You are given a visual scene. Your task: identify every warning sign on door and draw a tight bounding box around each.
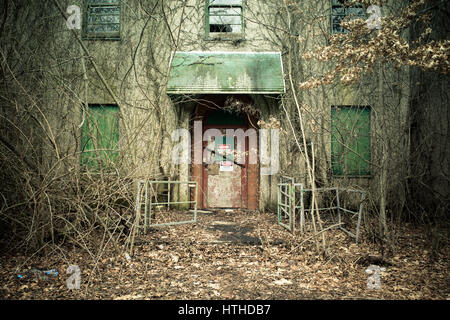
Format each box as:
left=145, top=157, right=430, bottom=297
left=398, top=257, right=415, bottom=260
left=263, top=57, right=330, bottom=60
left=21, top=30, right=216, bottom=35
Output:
left=220, top=160, right=233, bottom=172
left=217, top=144, right=231, bottom=155
left=216, top=142, right=234, bottom=171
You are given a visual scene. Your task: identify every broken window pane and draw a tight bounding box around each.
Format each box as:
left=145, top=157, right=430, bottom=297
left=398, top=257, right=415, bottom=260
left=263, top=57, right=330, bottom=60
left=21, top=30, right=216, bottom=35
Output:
left=209, top=7, right=242, bottom=33
left=210, top=7, right=242, bottom=17
left=207, top=0, right=243, bottom=36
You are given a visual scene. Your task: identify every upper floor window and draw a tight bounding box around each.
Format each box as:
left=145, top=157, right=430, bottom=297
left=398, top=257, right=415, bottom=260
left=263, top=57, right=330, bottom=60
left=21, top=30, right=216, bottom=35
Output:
left=205, top=0, right=244, bottom=40
left=83, top=0, right=121, bottom=40
left=331, top=0, right=365, bottom=34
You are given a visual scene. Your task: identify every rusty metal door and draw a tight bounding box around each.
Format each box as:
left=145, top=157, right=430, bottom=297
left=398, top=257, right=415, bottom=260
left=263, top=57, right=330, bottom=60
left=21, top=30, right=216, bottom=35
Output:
left=206, top=134, right=242, bottom=208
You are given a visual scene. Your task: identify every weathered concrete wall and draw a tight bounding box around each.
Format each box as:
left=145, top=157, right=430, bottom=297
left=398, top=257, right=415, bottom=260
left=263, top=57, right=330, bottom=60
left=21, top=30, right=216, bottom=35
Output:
left=0, top=0, right=425, bottom=213
left=264, top=1, right=413, bottom=211
left=409, top=0, right=450, bottom=215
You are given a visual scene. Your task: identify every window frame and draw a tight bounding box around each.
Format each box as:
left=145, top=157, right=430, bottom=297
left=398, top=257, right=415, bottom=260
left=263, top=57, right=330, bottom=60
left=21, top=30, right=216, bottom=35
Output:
left=330, top=0, right=366, bottom=34
left=205, top=0, right=245, bottom=41
left=81, top=104, right=120, bottom=171
left=82, top=0, right=121, bottom=41
left=330, top=105, right=372, bottom=177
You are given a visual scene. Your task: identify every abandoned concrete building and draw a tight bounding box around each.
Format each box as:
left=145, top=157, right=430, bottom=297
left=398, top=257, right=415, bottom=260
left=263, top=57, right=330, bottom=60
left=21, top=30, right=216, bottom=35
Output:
left=0, top=0, right=448, bottom=222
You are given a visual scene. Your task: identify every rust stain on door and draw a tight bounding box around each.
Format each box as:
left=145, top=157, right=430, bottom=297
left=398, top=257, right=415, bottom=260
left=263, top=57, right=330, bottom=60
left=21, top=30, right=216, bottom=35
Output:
left=208, top=164, right=242, bottom=208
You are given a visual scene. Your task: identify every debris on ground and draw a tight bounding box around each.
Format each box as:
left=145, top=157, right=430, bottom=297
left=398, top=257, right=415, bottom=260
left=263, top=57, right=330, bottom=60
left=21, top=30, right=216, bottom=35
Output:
left=0, top=210, right=448, bottom=300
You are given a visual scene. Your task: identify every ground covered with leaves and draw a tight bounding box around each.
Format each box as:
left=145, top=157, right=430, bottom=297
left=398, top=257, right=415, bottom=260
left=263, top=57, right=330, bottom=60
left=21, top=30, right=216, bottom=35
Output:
left=0, top=210, right=448, bottom=300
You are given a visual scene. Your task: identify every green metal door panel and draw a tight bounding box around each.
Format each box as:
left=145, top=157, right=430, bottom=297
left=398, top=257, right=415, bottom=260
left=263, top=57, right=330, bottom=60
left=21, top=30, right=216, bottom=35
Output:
left=331, top=106, right=370, bottom=176
left=81, top=105, right=119, bottom=170
left=167, top=52, right=285, bottom=94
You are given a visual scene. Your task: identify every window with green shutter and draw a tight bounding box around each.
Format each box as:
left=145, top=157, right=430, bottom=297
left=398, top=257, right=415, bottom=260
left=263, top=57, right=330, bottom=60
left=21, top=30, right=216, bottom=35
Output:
left=81, top=105, right=119, bottom=170
left=83, top=0, right=121, bottom=40
left=205, top=0, right=244, bottom=40
left=331, top=106, right=371, bottom=176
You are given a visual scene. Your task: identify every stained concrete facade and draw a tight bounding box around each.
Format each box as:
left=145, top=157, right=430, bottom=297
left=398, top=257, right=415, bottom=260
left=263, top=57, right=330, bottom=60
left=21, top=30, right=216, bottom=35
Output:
left=1, top=0, right=446, bottom=213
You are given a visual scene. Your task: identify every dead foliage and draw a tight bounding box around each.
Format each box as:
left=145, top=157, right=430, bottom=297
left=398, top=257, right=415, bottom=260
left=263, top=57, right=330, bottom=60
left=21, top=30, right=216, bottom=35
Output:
left=0, top=210, right=447, bottom=300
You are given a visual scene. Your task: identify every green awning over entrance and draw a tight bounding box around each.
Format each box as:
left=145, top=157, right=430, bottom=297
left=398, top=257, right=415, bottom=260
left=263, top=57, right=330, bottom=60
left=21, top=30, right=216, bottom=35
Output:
left=167, top=51, right=285, bottom=94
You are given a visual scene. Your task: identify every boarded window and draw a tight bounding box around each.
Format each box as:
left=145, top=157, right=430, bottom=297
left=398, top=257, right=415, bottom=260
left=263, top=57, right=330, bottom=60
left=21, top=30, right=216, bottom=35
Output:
left=83, top=0, right=121, bottom=40
left=331, top=106, right=371, bottom=176
left=331, top=0, right=365, bottom=34
left=206, top=0, right=244, bottom=40
left=81, top=105, right=119, bottom=170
